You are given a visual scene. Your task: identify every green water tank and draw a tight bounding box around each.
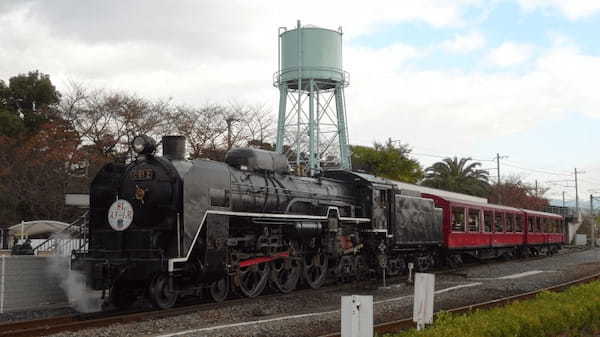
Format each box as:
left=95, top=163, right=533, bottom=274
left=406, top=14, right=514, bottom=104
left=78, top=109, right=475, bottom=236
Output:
left=278, top=25, right=346, bottom=90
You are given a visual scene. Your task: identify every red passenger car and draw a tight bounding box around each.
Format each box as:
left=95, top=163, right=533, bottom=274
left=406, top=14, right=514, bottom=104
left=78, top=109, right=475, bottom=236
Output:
left=422, top=193, right=565, bottom=260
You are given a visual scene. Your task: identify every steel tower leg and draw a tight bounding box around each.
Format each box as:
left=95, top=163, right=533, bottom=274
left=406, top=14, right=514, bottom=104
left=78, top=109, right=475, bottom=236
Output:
left=334, top=86, right=351, bottom=170
left=276, top=85, right=287, bottom=153
left=308, top=80, right=318, bottom=174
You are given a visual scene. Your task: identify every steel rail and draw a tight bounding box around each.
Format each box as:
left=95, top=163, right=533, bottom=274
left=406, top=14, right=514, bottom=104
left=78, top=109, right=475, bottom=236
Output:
left=0, top=302, right=226, bottom=337
left=319, top=270, right=600, bottom=337
left=0, top=281, right=344, bottom=337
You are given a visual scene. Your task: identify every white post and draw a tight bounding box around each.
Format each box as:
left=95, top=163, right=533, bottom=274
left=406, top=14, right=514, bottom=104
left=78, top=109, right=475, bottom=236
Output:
left=0, top=255, right=5, bottom=314
left=341, top=295, right=373, bottom=337
left=407, top=262, right=414, bottom=283
left=413, top=273, right=435, bottom=331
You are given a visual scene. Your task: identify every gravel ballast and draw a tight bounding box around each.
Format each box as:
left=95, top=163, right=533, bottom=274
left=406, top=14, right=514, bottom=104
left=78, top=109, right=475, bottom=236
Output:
left=35, top=247, right=600, bottom=337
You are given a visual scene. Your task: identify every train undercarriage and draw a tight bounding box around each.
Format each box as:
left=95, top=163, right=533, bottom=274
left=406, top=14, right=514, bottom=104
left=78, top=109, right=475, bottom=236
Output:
left=74, top=213, right=562, bottom=310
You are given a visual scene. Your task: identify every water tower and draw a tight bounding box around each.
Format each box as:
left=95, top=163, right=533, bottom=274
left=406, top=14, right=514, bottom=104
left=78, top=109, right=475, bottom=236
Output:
left=274, top=21, right=351, bottom=174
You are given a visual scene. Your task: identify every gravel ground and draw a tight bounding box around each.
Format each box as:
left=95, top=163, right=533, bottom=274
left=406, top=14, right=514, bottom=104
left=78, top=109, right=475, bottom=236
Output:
left=41, top=246, right=600, bottom=337
left=0, top=306, right=77, bottom=323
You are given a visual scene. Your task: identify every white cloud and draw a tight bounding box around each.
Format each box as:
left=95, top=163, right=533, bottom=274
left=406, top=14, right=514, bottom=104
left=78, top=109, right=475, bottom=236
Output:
left=441, top=31, right=486, bottom=53
left=3, top=0, right=600, bottom=180
left=516, top=0, right=600, bottom=20
left=486, top=42, right=535, bottom=67
left=343, top=41, right=600, bottom=159
left=0, top=0, right=480, bottom=105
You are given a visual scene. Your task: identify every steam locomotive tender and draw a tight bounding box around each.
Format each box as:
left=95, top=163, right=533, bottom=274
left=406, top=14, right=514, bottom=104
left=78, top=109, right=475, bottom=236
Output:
left=71, top=135, right=457, bottom=309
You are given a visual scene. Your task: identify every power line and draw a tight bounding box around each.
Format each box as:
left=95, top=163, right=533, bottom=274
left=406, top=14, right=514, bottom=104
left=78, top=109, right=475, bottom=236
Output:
left=411, top=151, right=495, bottom=162
left=501, top=162, right=573, bottom=177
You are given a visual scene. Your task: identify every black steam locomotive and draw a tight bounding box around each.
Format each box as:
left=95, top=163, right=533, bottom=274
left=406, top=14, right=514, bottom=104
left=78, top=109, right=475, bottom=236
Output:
left=72, top=135, right=441, bottom=309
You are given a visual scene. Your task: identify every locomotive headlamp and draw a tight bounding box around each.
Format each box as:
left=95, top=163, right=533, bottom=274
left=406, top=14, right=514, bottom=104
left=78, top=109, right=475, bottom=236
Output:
left=132, top=135, right=157, bottom=155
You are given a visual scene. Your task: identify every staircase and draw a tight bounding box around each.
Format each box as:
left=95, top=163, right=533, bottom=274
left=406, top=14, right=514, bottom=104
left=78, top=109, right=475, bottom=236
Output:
left=32, top=212, right=88, bottom=256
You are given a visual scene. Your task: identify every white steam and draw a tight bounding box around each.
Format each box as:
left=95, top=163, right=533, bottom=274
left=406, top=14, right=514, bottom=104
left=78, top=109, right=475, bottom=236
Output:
left=45, top=233, right=103, bottom=313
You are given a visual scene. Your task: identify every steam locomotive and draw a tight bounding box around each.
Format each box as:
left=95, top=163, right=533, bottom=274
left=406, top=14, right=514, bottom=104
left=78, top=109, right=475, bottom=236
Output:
left=72, top=135, right=564, bottom=309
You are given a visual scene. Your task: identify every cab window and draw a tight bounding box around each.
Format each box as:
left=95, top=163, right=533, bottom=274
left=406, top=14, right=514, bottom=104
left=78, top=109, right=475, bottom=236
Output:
left=452, top=207, right=465, bottom=232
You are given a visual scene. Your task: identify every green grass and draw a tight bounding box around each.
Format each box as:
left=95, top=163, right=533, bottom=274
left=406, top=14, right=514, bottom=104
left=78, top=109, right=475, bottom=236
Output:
left=387, top=280, right=600, bottom=337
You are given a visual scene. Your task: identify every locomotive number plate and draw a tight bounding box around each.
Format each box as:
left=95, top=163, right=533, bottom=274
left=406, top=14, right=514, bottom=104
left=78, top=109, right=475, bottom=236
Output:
left=108, top=199, right=134, bottom=231
left=131, top=168, right=154, bottom=180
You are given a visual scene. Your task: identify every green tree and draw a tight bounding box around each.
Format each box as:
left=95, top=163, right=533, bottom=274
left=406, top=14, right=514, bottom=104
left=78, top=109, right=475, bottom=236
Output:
left=0, top=70, right=61, bottom=134
left=351, top=139, right=423, bottom=183
left=421, top=157, right=490, bottom=197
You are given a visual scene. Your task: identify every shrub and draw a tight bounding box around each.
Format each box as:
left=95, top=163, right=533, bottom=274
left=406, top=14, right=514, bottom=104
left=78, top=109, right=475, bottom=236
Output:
left=390, top=281, right=600, bottom=337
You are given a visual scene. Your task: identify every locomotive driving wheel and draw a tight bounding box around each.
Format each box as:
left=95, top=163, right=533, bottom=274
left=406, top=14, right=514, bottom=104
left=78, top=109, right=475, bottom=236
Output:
left=270, top=257, right=301, bottom=293
left=303, top=253, right=328, bottom=289
left=148, top=273, right=178, bottom=309
left=239, top=262, right=270, bottom=298
left=208, top=276, right=230, bottom=303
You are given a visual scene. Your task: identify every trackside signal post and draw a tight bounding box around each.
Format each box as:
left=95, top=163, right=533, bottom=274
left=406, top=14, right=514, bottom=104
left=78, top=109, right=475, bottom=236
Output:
left=274, top=20, right=352, bottom=175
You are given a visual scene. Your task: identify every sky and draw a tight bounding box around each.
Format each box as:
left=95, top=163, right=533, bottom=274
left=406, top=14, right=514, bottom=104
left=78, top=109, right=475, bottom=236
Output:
left=2, top=0, right=600, bottom=204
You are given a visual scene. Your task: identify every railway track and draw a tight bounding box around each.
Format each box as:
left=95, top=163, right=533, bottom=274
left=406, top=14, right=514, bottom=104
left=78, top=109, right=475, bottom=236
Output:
left=0, top=247, right=589, bottom=337
left=0, top=282, right=343, bottom=337
left=0, top=301, right=227, bottom=337
left=320, top=270, right=600, bottom=337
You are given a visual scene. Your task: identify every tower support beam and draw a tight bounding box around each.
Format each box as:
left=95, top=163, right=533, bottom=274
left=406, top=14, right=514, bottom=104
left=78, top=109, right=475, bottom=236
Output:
left=334, top=85, right=351, bottom=170
left=276, top=85, right=287, bottom=153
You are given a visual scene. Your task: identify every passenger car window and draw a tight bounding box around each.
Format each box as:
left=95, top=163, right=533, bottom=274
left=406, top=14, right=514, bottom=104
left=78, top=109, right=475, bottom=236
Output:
left=483, top=211, right=492, bottom=232
left=468, top=209, right=481, bottom=232
left=452, top=207, right=465, bottom=232
left=494, top=212, right=504, bottom=232
left=528, top=217, right=535, bottom=232
left=506, top=214, right=514, bottom=232
left=515, top=215, right=523, bottom=232
left=542, top=218, right=550, bottom=233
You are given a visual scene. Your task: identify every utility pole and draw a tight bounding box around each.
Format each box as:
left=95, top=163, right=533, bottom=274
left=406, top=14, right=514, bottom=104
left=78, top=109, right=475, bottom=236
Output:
left=562, top=191, right=566, bottom=208
left=496, top=153, right=508, bottom=204
left=496, top=153, right=501, bottom=184
left=535, top=180, right=538, bottom=197
left=225, top=115, right=240, bottom=150
left=495, top=153, right=508, bottom=184
left=591, top=194, right=597, bottom=247
left=574, top=168, right=584, bottom=218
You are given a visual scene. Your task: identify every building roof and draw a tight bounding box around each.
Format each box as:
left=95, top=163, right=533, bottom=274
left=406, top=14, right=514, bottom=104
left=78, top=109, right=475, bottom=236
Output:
left=8, top=221, right=79, bottom=237
left=394, top=181, right=488, bottom=204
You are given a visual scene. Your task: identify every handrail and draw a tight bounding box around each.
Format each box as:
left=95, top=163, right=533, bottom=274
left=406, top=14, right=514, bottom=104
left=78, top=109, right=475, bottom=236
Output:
left=32, top=211, right=88, bottom=255
left=273, top=66, right=350, bottom=88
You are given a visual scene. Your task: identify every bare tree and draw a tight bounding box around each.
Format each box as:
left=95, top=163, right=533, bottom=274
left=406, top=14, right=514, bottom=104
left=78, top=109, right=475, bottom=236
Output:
left=243, top=103, right=274, bottom=146
left=60, top=83, right=173, bottom=160
left=171, top=104, right=228, bottom=159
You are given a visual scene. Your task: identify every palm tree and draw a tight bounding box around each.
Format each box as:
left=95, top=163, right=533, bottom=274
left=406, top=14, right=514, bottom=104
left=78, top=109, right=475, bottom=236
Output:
left=421, top=157, right=490, bottom=197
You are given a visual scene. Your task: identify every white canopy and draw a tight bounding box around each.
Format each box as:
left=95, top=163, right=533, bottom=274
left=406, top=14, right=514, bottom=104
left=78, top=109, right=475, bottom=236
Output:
left=8, top=220, right=79, bottom=237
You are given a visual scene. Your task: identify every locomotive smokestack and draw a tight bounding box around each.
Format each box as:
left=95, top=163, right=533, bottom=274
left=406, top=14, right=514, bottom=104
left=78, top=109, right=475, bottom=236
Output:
left=162, top=135, right=186, bottom=160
